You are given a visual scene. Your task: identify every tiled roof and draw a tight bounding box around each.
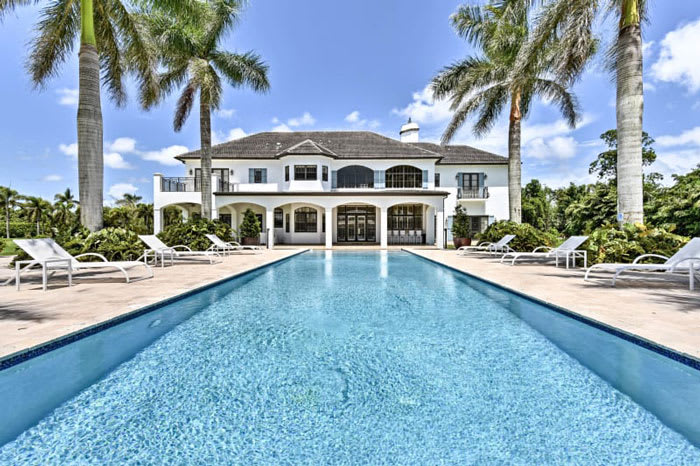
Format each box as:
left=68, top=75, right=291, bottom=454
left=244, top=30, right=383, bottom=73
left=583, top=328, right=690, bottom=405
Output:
left=411, top=142, right=508, bottom=165
left=175, top=131, right=508, bottom=164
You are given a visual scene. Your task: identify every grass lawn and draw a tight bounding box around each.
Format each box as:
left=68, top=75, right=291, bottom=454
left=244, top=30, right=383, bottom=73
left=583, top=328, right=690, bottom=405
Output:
left=0, top=238, right=21, bottom=256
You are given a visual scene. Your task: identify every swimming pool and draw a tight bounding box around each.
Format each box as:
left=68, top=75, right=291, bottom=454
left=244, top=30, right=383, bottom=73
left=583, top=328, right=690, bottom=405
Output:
left=1, top=251, right=699, bottom=464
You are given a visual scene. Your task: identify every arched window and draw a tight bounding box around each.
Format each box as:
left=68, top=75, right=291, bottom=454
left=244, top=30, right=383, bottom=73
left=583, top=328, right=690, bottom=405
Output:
left=385, top=165, right=422, bottom=189
left=294, top=207, right=318, bottom=232
left=337, top=165, right=374, bottom=189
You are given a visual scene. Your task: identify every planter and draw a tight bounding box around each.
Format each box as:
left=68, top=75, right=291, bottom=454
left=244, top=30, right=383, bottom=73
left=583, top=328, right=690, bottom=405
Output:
left=241, top=237, right=260, bottom=246
left=453, top=237, right=471, bottom=248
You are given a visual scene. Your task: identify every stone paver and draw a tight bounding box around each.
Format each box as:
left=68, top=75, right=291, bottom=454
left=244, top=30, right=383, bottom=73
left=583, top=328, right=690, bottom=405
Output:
left=407, top=249, right=700, bottom=361
left=0, top=250, right=302, bottom=360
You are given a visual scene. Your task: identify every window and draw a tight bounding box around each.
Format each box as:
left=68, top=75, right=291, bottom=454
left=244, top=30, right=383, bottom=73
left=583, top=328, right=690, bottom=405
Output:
left=337, top=165, right=374, bottom=188
left=274, top=208, right=283, bottom=228
left=294, top=165, right=317, bottom=180
left=461, top=173, right=481, bottom=189
left=195, top=168, right=229, bottom=191
left=468, top=216, right=489, bottom=237
left=218, top=214, right=232, bottom=226
left=285, top=166, right=289, bottom=182
left=249, top=168, right=266, bottom=184
left=322, top=166, right=328, bottom=182
left=385, top=165, right=422, bottom=188
left=388, top=204, right=424, bottom=231
left=435, top=173, right=440, bottom=187
left=285, top=214, right=290, bottom=233
left=294, top=207, right=317, bottom=232
left=256, top=214, right=264, bottom=230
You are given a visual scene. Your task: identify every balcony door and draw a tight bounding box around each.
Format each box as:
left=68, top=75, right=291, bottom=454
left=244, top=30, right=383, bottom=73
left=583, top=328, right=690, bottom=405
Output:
left=195, top=168, right=229, bottom=191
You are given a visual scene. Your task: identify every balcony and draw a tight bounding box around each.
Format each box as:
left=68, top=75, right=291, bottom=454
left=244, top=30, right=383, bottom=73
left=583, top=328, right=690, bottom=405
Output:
left=457, top=186, right=489, bottom=200
left=161, top=177, right=198, bottom=192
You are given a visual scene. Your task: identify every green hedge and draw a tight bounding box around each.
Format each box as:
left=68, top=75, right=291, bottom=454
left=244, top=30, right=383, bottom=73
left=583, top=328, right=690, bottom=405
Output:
left=157, top=218, right=233, bottom=251
left=476, top=221, right=560, bottom=252
left=583, top=224, right=688, bottom=264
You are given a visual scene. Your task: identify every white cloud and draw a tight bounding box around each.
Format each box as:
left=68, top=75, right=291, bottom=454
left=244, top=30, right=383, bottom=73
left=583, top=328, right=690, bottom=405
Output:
left=59, top=143, right=78, bottom=159
left=104, top=152, right=134, bottom=169
left=108, top=183, right=138, bottom=200
left=653, top=149, right=700, bottom=184
left=108, top=137, right=137, bottom=153
left=343, top=110, right=381, bottom=129
left=651, top=19, right=700, bottom=92
left=392, top=85, right=453, bottom=125
left=212, top=127, right=247, bottom=145
left=56, top=88, right=79, bottom=106
left=217, top=108, right=235, bottom=119
left=272, top=123, right=292, bottom=132
left=656, top=126, right=700, bottom=147
left=140, top=145, right=188, bottom=166
left=287, top=112, right=316, bottom=127
left=345, top=111, right=361, bottom=123
left=642, top=40, right=655, bottom=57
left=42, top=174, right=63, bottom=182
left=526, top=136, right=578, bottom=160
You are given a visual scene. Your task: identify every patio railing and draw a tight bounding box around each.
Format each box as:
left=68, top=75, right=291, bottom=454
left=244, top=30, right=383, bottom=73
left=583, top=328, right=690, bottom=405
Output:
left=457, top=187, right=489, bottom=199
left=161, top=177, right=198, bottom=192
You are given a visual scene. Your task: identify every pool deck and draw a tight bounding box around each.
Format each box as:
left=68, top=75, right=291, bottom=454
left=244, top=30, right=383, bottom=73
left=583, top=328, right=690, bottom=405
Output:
left=406, top=249, right=700, bottom=361
left=0, top=250, right=304, bottom=361
left=1, top=247, right=699, bottom=364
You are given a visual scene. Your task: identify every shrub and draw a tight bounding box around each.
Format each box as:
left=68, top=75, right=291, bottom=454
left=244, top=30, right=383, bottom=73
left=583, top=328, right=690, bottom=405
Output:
left=584, top=224, right=688, bottom=264
left=8, top=222, right=35, bottom=238
left=451, top=205, right=471, bottom=238
left=157, top=218, right=233, bottom=251
left=238, top=208, right=261, bottom=239
left=476, top=220, right=560, bottom=252
left=81, top=228, right=145, bottom=261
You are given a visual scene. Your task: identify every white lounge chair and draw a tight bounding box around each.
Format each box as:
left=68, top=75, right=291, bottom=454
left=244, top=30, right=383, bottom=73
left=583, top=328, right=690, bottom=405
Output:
left=139, top=235, right=221, bottom=267
left=205, top=234, right=262, bottom=255
left=584, top=237, right=700, bottom=290
left=457, top=234, right=515, bottom=256
left=3, top=238, right=153, bottom=291
left=500, top=236, right=589, bottom=268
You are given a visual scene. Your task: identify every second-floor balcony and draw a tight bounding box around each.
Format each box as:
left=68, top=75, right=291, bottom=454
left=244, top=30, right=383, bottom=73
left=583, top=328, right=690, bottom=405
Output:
left=160, top=177, right=277, bottom=193
left=457, top=186, right=489, bottom=200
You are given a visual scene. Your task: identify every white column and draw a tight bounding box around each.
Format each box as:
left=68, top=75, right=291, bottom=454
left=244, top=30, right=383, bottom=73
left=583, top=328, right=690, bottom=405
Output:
left=426, top=206, right=435, bottom=245
left=436, top=209, right=445, bottom=249
left=380, top=207, right=388, bottom=249
left=181, top=207, right=189, bottom=221
left=154, top=208, right=162, bottom=234
left=266, top=208, right=274, bottom=249
left=325, top=208, right=333, bottom=249
left=211, top=174, right=219, bottom=220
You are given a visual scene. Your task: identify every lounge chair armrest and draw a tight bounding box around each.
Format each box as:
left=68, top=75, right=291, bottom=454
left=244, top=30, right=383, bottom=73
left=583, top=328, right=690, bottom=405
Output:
left=669, top=257, right=700, bottom=271
left=532, top=246, right=553, bottom=253
left=170, top=245, right=193, bottom=252
left=74, top=253, right=109, bottom=262
left=632, top=254, right=669, bottom=264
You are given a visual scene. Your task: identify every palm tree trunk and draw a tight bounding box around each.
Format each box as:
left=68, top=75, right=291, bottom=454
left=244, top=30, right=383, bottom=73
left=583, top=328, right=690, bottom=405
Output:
left=200, top=99, right=213, bottom=219
left=616, top=0, right=644, bottom=225
left=508, top=92, right=523, bottom=223
left=36, top=218, right=40, bottom=236
left=78, top=0, right=104, bottom=232
left=4, top=206, right=9, bottom=239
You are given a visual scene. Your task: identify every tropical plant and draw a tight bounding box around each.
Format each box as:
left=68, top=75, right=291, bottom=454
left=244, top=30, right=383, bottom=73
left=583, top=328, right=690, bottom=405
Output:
left=238, top=208, right=261, bottom=240
left=476, top=220, right=560, bottom=252
left=563, top=183, right=618, bottom=235
left=431, top=1, right=592, bottom=223
left=143, top=0, right=270, bottom=219
left=646, top=165, right=700, bottom=237
left=520, top=0, right=647, bottom=225
left=451, top=205, right=471, bottom=239
left=157, top=217, right=232, bottom=251
left=54, top=188, right=79, bottom=207
left=21, top=196, right=52, bottom=236
left=81, top=227, right=145, bottom=261
left=583, top=223, right=688, bottom=265
left=521, top=179, right=553, bottom=230
left=0, top=0, right=197, bottom=231
left=589, top=129, right=657, bottom=181
left=0, top=186, right=22, bottom=238
left=115, top=193, right=143, bottom=207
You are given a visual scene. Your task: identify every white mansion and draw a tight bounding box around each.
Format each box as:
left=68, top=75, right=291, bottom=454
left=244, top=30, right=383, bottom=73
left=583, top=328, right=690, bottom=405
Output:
left=153, top=121, right=509, bottom=248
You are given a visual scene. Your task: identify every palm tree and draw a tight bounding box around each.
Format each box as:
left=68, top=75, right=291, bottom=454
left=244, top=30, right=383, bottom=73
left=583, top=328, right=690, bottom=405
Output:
left=0, top=187, right=21, bottom=239
left=0, top=1, right=196, bottom=232
left=22, top=196, right=52, bottom=236
left=432, top=1, right=593, bottom=223
left=115, top=193, right=143, bottom=207
left=144, top=0, right=270, bottom=219
left=54, top=188, right=79, bottom=208
left=519, top=0, right=646, bottom=224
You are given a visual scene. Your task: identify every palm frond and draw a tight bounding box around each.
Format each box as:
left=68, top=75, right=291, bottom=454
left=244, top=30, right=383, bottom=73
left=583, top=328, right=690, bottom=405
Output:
left=94, top=0, right=126, bottom=106
left=441, top=83, right=506, bottom=144
left=0, top=0, right=38, bottom=19
left=533, top=78, right=580, bottom=128
left=174, top=79, right=197, bottom=131
left=202, top=0, right=244, bottom=51
left=26, top=0, right=80, bottom=87
left=210, top=50, right=270, bottom=93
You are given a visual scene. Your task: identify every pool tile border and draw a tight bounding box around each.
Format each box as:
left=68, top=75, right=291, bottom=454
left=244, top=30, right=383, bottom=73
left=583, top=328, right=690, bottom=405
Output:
left=405, top=249, right=700, bottom=372
left=0, top=250, right=309, bottom=372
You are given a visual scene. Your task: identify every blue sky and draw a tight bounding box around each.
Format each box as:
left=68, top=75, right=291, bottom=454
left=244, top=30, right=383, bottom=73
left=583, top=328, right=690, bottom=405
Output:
left=2, top=0, right=700, bottom=203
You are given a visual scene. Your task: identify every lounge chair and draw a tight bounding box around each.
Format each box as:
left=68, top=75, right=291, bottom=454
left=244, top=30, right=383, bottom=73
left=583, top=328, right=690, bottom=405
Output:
left=457, top=234, right=515, bottom=256
left=4, top=238, right=153, bottom=291
left=500, top=236, right=589, bottom=268
left=205, top=234, right=262, bottom=255
left=138, top=235, right=221, bottom=267
left=584, top=237, right=700, bottom=290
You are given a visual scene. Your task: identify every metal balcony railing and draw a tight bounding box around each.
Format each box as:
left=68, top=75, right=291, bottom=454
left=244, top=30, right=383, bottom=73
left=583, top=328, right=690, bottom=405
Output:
left=457, top=186, right=489, bottom=199
left=161, top=177, right=198, bottom=192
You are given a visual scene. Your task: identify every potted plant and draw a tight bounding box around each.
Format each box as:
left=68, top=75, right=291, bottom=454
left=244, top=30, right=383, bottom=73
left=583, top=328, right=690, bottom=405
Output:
left=239, top=208, right=261, bottom=245
left=451, top=205, right=471, bottom=248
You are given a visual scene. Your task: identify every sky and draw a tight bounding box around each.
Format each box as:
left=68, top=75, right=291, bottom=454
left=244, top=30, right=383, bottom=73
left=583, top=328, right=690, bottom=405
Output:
left=1, top=0, right=700, bottom=204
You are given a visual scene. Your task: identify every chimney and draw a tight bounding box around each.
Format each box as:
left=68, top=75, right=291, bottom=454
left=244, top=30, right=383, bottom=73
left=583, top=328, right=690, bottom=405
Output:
left=400, top=118, right=419, bottom=142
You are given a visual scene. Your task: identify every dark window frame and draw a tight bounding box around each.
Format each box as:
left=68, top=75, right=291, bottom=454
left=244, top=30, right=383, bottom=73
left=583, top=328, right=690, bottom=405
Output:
left=274, top=208, right=284, bottom=228
left=284, top=166, right=289, bottom=182
left=322, top=166, right=329, bottom=182
left=294, top=165, right=318, bottom=181
left=253, top=168, right=265, bottom=184
left=385, top=165, right=422, bottom=189
left=294, top=207, right=318, bottom=232
left=435, top=173, right=440, bottom=187
left=336, top=165, right=374, bottom=189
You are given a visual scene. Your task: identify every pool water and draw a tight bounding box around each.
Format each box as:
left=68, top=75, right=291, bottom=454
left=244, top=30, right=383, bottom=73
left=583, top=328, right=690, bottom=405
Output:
left=1, top=251, right=699, bottom=464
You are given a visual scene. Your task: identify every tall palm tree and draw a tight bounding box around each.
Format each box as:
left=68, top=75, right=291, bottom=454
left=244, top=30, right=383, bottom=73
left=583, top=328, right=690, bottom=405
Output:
left=54, top=188, right=79, bottom=208
left=144, top=0, right=270, bottom=219
left=518, top=0, right=646, bottom=224
left=432, top=1, right=593, bottom=223
left=0, top=1, right=195, bottom=232
left=115, top=192, right=143, bottom=207
left=22, top=196, right=52, bottom=236
left=0, top=187, right=21, bottom=239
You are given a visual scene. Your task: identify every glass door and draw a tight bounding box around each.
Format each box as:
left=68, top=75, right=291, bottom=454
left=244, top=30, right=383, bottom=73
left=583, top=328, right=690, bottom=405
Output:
left=347, top=215, right=356, bottom=242
left=356, top=215, right=366, bottom=241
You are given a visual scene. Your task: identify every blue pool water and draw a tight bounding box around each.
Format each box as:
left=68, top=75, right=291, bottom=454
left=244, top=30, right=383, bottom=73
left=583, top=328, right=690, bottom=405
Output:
left=1, top=251, right=700, bottom=464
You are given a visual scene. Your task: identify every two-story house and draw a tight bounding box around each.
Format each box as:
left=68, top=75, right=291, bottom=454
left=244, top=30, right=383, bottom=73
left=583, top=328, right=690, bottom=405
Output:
left=153, top=120, right=509, bottom=248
